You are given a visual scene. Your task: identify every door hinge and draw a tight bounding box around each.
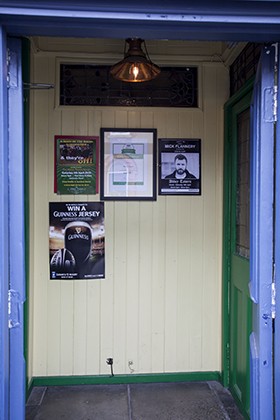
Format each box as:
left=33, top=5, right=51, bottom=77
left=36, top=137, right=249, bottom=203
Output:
left=8, top=289, right=21, bottom=329
left=264, top=85, right=277, bottom=122
left=6, top=48, right=11, bottom=87
left=273, top=85, right=278, bottom=122
left=6, top=48, right=18, bottom=89
left=272, top=282, right=276, bottom=319
left=273, top=42, right=278, bottom=122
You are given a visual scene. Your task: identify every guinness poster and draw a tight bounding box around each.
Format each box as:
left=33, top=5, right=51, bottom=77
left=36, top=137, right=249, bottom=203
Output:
left=49, top=202, right=105, bottom=279
left=158, top=139, right=201, bottom=195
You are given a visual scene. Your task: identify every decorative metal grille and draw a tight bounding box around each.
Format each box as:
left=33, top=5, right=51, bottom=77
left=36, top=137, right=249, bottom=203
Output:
left=230, top=43, right=262, bottom=96
left=60, top=64, right=198, bottom=107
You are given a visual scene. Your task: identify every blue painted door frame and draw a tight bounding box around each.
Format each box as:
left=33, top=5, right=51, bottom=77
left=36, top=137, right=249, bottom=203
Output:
left=1, top=2, right=280, bottom=42
left=0, top=4, right=280, bottom=420
left=8, top=37, right=26, bottom=420
left=0, top=24, right=10, bottom=420
left=275, top=46, right=280, bottom=420
left=250, top=45, right=275, bottom=420
left=0, top=33, right=26, bottom=420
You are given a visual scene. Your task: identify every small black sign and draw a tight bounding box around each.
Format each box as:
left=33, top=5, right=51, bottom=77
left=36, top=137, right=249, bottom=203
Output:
left=158, top=139, right=201, bottom=195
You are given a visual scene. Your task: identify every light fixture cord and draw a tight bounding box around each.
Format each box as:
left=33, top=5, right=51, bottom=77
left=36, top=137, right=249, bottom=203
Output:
left=143, top=40, right=152, bottom=63
left=123, top=40, right=127, bottom=56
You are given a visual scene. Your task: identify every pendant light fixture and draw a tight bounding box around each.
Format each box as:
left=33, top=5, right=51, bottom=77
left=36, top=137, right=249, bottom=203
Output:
left=110, top=38, right=161, bottom=83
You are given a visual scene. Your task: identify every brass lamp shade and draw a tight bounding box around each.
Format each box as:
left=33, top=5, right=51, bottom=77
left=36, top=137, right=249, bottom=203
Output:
left=110, top=38, right=160, bottom=83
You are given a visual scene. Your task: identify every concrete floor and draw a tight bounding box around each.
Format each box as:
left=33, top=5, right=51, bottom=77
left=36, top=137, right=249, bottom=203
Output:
left=26, top=381, right=244, bottom=420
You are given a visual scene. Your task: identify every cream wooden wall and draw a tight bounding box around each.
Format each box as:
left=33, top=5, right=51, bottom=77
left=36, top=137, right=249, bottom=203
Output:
left=28, top=38, right=229, bottom=379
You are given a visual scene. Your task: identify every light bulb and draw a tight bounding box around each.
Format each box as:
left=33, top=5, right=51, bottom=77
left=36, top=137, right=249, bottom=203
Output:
left=130, top=64, right=139, bottom=80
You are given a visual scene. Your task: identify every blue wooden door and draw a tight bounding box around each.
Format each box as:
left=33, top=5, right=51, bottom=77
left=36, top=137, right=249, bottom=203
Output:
left=275, top=44, right=280, bottom=420
left=0, top=24, right=10, bottom=420
left=250, top=45, right=275, bottom=420
left=0, top=32, right=25, bottom=420
left=7, top=37, right=26, bottom=420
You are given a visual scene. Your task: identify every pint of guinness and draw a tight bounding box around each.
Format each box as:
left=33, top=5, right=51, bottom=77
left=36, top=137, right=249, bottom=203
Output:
left=64, top=221, right=92, bottom=265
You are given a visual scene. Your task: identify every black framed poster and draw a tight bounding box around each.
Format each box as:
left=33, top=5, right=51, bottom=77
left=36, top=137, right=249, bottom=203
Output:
left=100, top=128, right=157, bottom=201
left=49, top=202, right=105, bottom=280
left=158, top=139, right=201, bottom=195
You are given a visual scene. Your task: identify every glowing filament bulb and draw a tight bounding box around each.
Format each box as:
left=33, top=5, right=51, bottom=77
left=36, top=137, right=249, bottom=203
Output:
left=131, top=64, right=139, bottom=80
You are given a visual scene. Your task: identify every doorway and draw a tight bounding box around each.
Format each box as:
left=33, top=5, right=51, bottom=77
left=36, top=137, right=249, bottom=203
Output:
left=0, top=11, right=278, bottom=418
left=25, top=38, right=269, bottom=420
left=223, top=80, right=254, bottom=419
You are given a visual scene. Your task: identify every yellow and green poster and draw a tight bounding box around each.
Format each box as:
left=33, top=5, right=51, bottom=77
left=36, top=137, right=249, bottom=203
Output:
left=55, top=135, right=99, bottom=195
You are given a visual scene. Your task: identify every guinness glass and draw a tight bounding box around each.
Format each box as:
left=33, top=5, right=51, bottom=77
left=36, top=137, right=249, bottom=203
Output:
left=64, top=221, right=92, bottom=264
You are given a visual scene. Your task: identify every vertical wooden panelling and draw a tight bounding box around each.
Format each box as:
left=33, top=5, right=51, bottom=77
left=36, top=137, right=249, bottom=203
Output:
left=107, top=110, right=129, bottom=374
left=59, top=281, right=74, bottom=375
left=86, top=109, right=102, bottom=373
left=99, top=111, right=115, bottom=375
left=113, top=202, right=128, bottom=373
left=189, top=196, right=204, bottom=369
left=175, top=199, right=192, bottom=371
left=151, top=198, right=166, bottom=372
left=151, top=109, right=167, bottom=373
left=137, top=111, right=154, bottom=373
left=85, top=279, right=101, bottom=374
left=32, top=55, right=51, bottom=376
left=138, top=202, right=153, bottom=372
left=163, top=112, right=180, bottom=372
left=201, top=65, right=228, bottom=371
left=73, top=281, right=87, bottom=374
left=126, top=202, right=140, bottom=373
left=30, top=44, right=229, bottom=377
left=99, top=201, right=114, bottom=375
left=164, top=197, right=179, bottom=372
left=59, top=109, right=75, bottom=375
left=128, top=111, right=141, bottom=129
left=46, top=57, right=61, bottom=375
left=72, top=110, right=89, bottom=375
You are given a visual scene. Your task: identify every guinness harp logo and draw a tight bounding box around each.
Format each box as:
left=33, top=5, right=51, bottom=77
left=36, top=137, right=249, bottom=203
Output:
left=76, top=227, right=82, bottom=234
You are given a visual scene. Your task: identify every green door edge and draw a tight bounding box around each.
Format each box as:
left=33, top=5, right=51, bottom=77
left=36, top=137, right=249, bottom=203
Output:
left=222, top=77, right=254, bottom=417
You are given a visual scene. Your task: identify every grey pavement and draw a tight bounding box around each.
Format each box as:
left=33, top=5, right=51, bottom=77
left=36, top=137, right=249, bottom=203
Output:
left=26, top=381, right=244, bottom=420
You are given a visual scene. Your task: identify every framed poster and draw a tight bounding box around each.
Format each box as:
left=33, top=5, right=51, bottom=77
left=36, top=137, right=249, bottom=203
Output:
left=54, top=135, right=99, bottom=195
left=158, top=139, right=201, bottom=195
left=49, top=202, right=105, bottom=280
left=100, top=128, right=157, bottom=200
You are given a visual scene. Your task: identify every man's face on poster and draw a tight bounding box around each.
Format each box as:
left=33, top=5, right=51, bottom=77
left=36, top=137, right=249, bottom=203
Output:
left=175, top=158, right=187, bottom=175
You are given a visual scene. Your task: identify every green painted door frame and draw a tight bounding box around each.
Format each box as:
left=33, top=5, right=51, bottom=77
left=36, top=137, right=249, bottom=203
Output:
left=222, top=78, right=254, bottom=419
